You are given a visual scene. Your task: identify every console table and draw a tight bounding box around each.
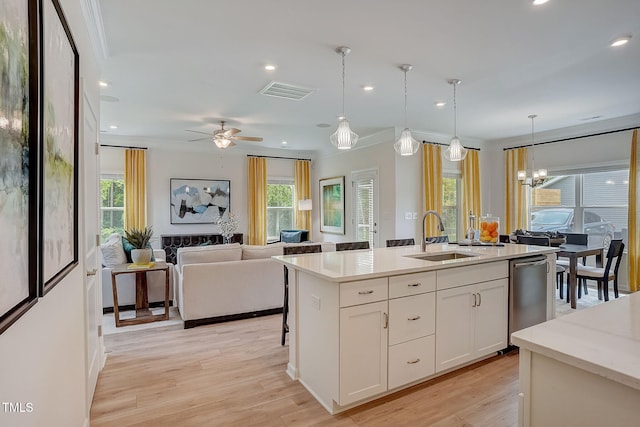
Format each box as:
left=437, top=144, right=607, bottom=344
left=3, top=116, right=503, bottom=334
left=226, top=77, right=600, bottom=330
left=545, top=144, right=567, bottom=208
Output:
left=111, top=262, right=170, bottom=327
left=161, top=233, right=243, bottom=264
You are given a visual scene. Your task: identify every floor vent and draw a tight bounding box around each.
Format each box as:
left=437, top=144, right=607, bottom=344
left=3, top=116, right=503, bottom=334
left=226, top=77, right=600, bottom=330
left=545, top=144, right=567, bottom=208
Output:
left=260, top=81, right=314, bottom=100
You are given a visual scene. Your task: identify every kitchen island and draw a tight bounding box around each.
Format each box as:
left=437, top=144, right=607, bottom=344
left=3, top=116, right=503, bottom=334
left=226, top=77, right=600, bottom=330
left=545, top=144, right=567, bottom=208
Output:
left=274, top=243, right=558, bottom=414
left=511, top=291, right=640, bottom=427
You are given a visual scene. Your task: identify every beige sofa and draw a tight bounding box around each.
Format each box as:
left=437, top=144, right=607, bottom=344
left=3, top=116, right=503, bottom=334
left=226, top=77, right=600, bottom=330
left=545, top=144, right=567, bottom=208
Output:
left=176, top=242, right=337, bottom=328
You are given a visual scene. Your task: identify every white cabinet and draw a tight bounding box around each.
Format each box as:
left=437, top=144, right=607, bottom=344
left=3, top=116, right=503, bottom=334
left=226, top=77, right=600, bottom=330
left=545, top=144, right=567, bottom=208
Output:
left=435, top=278, right=508, bottom=373
left=339, top=300, right=388, bottom=405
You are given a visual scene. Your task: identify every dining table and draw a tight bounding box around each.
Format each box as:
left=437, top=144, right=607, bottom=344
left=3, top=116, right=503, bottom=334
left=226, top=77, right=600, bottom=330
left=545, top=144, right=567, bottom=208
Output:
left=556, top=244, right=604, bottom=309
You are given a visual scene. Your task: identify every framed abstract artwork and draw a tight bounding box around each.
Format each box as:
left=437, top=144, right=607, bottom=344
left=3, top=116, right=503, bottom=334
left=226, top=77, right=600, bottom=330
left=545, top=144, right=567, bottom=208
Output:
left=40, top=0, right=79, bottom=294
left=0, top=0, right=39, bottom=334
left=319, top=176, right=345, bottom=235
left=170, top=178, right=231, bottom=224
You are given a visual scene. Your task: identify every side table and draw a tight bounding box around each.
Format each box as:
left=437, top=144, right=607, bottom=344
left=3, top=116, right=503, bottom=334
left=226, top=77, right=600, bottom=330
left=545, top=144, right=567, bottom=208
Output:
left=111, top=262, right=170, bottom=327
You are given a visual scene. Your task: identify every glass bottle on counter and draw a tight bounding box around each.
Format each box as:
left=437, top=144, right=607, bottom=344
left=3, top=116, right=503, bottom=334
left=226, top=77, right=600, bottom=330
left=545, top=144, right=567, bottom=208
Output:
left=479, top=214, right=500, bottom=244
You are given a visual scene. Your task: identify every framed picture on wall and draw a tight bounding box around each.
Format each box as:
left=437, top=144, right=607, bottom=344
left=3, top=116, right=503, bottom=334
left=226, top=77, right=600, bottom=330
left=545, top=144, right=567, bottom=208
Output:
left=0, top=0, right=39, bottom=334
left=319, top=176, right=345, bottom=234
left=40, top=0, right=80, bottom=294
left=170, top=178, right=231, bottom=224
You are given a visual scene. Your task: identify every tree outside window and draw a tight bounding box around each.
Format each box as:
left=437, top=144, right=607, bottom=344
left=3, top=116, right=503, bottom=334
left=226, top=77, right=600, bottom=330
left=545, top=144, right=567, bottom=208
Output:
left=442, top=176, right=460, bottom=242
left=101, top=176, right=125, bottom=241
left=267, top=181, right=294, bottom=241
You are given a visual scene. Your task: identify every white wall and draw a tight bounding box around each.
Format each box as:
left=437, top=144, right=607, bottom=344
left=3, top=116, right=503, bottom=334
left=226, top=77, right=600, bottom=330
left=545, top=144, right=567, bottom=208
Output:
left=0, top=0, right=101, bottom=425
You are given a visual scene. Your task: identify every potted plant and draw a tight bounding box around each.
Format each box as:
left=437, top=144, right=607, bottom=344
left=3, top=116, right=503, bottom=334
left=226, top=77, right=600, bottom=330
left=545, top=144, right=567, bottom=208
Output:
left=124, top=226, right=154, bottom=265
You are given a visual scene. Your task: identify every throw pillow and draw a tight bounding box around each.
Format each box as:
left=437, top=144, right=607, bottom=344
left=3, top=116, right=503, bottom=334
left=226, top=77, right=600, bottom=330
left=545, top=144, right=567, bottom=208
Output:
left=281, top=230, right=303, bottom=243
left=100, top=233, right=127, bottom=267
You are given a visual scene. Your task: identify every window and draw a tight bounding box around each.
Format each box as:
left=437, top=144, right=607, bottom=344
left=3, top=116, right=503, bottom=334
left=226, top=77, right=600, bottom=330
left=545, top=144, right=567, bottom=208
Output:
left=100, top=175, right=125, bottom=241
left=530, top=169, right=629, bottom=250
left=442, top=175, right=461, bottom=242
left=267, top=179, right=294, bottom=241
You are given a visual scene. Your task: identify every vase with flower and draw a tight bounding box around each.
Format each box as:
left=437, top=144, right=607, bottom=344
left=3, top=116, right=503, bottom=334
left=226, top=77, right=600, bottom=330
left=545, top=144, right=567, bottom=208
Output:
left=217, top=212, right=238, bottom=244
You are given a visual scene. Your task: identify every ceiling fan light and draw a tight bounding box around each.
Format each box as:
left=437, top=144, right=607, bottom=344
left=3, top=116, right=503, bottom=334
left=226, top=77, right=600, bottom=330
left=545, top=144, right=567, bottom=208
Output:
left=330, top=118, right=358, bottom=149
left=394, top=128, right=420, bottom=156
left=444, top=136, right=468, bottom=161
left=215, top=137, right=232, bottom=149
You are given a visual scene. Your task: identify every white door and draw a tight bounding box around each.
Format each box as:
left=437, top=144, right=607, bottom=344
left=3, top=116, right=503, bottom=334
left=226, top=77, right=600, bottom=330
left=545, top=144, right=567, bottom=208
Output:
left=82, top=91, right=104, bottom=406
left=352, top=169, right=378, bottom=248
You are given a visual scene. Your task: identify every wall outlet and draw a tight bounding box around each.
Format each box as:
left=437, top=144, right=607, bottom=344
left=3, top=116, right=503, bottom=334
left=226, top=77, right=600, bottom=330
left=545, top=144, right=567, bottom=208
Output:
left=311, top=295, right=321, bottom=310
left=413, top=212, right=418, bottom=219
left=405, top=212, right=412, bottom=220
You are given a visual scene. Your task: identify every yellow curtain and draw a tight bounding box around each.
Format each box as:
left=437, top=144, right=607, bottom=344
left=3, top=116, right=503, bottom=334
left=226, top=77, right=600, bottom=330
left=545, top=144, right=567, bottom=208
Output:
left=124, top=149, right=146, bottom=230
left=504, top=147, right=528, bottom=234
left=423, top=143, right=442, bottom=235
left=294, top=160, right=312, bottom=237
left=462, top=149, right=481, bottom=230
left=628, top=129, right=639, bottom=292
left=247, top=156, right=267, bottom=245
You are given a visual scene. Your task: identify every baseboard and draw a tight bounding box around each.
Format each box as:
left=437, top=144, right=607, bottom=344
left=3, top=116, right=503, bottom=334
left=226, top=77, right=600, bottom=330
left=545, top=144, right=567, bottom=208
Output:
left=184, top=307, right=283, bottom=329
left=103, top=300, right=173, bottom=314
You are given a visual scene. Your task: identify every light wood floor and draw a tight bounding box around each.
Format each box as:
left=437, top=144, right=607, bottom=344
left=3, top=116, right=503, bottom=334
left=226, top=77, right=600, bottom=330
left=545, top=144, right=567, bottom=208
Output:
left=91, top=314, right=520, bottom=426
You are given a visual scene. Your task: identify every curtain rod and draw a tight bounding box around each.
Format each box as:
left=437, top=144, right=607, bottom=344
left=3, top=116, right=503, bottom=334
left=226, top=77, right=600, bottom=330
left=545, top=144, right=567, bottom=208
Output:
left=503, top=126, right=639, bottom=151
left=246, top=154, right=312, bottom=161
left=422, top=140, right=480, bottom=151
left=100, top=144, right=147, bottom=150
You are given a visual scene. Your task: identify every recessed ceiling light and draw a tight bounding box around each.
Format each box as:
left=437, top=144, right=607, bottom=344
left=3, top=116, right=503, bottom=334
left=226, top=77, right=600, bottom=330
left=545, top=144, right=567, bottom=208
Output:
left=610, top=35, right=632, bottom=47
left=109, top=125, right=118, bottom=129
left=281, top=141, right=287, bottom=145
left=434, top=101, right=446, bottom=108
left=99, top=80, right=109, bottom=87
left=265, top=64, right=276, bottom=71
left=532, top=0, right=550, bottom=5
left=363, top=85, right=374, bottom=91
left=316, top=123, right=331, bottom=128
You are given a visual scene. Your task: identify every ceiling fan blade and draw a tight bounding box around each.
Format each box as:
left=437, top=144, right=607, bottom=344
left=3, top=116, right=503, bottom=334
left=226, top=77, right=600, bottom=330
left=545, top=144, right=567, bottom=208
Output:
left=233, top=136, right=263, bottom=142
left=222, top=128, right=241, bottom=137
left=185, top=129, right=212, bottom=136
left=187, top=137, right=211, bottom=142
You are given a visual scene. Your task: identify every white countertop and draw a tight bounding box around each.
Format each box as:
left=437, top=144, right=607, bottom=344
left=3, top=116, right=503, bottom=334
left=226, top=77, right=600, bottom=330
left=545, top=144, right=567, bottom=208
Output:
left=272, top=243, right=556, bottom=282
left=512, top=291, right=640, bottom=391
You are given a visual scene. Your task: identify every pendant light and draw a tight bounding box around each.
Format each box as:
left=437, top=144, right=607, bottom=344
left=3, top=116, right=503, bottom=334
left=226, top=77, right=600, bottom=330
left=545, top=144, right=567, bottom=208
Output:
left=443, top=79, right=468, bottom=161
left=518, top=114, right=548, bottom=187
left=330, top=46, right=359, bottom=150
left=394, top=64, right=420, bottom=156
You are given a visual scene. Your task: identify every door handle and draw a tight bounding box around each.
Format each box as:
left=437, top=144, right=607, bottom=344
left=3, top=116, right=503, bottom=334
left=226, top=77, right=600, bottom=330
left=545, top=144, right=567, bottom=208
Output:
left=477, top=292, right=481, bottom=307
left=472, top=293, right=477, bottom=307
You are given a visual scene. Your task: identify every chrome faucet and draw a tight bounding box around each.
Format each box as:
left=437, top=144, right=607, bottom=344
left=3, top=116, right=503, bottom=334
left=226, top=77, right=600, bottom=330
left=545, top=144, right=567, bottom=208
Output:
left=422, top=210, right=446, bottom=251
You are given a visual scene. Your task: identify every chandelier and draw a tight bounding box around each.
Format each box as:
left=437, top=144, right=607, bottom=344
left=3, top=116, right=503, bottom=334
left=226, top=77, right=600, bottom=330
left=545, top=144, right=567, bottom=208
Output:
left=518, top=114, right=548, bottom=187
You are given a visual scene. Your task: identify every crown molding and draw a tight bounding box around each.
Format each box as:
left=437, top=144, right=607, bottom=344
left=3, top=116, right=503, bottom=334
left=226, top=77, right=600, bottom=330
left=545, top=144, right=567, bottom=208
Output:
left=81, top=0, right=109, bottom=62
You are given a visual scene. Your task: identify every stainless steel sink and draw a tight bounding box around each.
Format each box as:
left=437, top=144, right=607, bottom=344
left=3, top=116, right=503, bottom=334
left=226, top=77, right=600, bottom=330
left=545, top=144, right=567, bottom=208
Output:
left=406, top=252, right=479, bottom=262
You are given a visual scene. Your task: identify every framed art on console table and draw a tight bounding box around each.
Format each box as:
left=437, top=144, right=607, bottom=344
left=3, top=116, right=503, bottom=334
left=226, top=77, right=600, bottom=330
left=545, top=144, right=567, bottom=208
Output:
left=0, top=0, right=39, bottom=334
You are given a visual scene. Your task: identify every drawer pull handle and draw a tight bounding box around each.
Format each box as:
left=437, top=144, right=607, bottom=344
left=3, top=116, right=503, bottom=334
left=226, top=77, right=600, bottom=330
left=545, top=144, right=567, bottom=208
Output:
left=408, top=283, right=421, bottom=287
left=358, top=290, right=374, bottom=295
left=408, top=315, right=421, bottom=321
left=383, top=312, right=388, bottom=329
left=407, top=358, right=421, bottom=364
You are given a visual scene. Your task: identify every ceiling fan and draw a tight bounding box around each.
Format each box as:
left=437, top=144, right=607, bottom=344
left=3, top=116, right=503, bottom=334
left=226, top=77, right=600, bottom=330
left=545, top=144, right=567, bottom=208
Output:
left=186, top=121, right=263, bottom=149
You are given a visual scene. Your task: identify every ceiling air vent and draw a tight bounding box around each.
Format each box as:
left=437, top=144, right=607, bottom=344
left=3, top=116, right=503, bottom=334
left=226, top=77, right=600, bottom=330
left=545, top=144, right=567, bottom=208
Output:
left=260, top=81, right=314, bottom=101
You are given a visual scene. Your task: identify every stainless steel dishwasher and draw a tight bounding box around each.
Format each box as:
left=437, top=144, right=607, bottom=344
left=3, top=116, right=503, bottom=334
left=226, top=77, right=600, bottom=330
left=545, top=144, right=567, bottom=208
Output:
left=508, top=255, right=549, bottom=345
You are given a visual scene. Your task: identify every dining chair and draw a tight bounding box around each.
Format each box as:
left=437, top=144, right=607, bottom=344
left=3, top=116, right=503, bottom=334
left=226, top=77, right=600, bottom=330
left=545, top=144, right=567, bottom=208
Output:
left=425, top=236, right=449, bottom=244
left=281, top=244, right=322, bottom=345
left=336, top=241, right=370, bottom=251
left=576, top=239, right=624, bottom=301
left=386, top=238, right=415, bottom=247
left=556, top=233, right=589, bottom=297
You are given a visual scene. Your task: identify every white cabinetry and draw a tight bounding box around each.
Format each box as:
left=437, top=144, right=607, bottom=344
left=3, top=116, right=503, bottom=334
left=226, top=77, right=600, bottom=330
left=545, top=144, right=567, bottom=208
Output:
left=435, top=262, right=508, bottom=373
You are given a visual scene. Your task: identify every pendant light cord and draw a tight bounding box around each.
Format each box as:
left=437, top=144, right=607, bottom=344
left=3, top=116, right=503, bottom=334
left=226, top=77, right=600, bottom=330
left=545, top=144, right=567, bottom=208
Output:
left=530, top=114, right=536, bottom=174
left=453, top=83, right=457, bottom=137
left=341, top=51, right=346, bottom=117
left=403, top=69, right=408, bottom=128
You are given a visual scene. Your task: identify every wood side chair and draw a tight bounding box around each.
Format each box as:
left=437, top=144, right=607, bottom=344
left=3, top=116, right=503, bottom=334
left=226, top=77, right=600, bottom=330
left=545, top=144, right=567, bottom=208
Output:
left=336, top=241, right=370, bottom=251
left=576, top=239, right=625, bottom=301
left=386, top=238, right=415, bottom=247
left=281, top=244, right=322, bottom=346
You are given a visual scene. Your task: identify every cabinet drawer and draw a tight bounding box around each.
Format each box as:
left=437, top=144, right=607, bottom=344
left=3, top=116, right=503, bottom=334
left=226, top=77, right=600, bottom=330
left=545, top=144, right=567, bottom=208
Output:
left=389, top=292, right=435, bottom=345
left=389, top=271, right=436, bottom=298
left=340, top=277, right=388, bottom=307
left=388, top=335, right=435, bottom=390
left=436, top=261, right=508, bottom=291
